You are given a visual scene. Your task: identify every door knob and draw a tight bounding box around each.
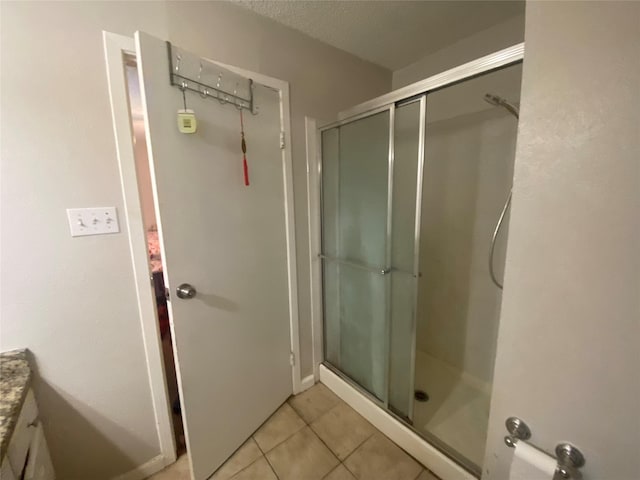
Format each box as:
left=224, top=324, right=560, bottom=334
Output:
left=176, top=283, right=197, bottom=299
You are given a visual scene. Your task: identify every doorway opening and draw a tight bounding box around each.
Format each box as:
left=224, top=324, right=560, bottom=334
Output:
left=124, top=55, right=186, bottom=457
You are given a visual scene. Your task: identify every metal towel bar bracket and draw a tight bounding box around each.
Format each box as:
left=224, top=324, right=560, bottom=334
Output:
left=504, top=417, right=586, bottom=480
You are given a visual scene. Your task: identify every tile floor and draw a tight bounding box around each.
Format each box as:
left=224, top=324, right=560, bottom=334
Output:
left=149, top=383, right=441, bottom=480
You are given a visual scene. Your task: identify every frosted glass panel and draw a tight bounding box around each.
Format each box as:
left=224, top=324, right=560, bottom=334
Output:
left=322, top=262, right=341, bottom=366
left=338, top=111, right=389, bottom=266
left=388, top=101, right=421, bottom=418
left=337, top=265, right=387, bottom=399
left=322, top=110, right=390, bottom=400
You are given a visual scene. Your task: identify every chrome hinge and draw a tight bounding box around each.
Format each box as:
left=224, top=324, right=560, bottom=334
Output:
left=289, top=352, right=295, bottom=366
left=280, top=131, right=286, bottom=149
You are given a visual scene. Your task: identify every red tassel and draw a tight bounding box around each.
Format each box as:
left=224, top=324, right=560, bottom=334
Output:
left=243, top=156, right=250, bottom=186
left=240, top=110, right=249, bottom=187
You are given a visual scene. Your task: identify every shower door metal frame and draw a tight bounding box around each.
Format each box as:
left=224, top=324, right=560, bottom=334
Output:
left=383, top=104, right=395, bottom=410
left=308, top=42, right=524, bottom=478
left=335, top=43, right=524, bottom=123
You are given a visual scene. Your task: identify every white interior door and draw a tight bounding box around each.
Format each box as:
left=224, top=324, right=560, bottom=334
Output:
left=135, top=32, right=293, bottom=479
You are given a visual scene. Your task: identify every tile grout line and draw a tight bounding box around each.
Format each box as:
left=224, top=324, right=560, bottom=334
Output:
left=258, top=422, right=305, bottom=454
left=338, top=429, right=376, bottom=465
left=251, top=434, right=282, bottom=480
left=287, top=394, right=346, bottom=476
left=305, top=423, right=341, bottom=465
left=287, top=385, right=343, bottom=424
left=252, top=435, right=266, bottom=455
left=321, top=463, right=347, bottom=480
left=219, top=391, right=345, bottom=480
left=341, top=460, right=359, bottom=479
left=223, top=455, right=266, bottom=480
left=301, top=394, right=378, bottom=477
left=285, top=389, right=436, bottom=480
left=262, top=451, right=281, bottom=480
left=253, top=404, right=307, bottom=455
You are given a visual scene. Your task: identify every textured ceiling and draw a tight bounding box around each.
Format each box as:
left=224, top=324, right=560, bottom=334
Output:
left=234, top=1, right=524, bottom=71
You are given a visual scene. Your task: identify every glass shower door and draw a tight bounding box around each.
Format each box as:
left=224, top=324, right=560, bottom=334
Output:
left=319, top=59, right=523, bottom=477
left=321, top=110, right=390, bottom=400
left=321, top=100, right=425, bottom=408
left=413, top=64, right=522, bottom=472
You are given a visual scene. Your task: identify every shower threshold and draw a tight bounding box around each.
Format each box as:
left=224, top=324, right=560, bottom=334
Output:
left=319, top=363, right=479, bottom=480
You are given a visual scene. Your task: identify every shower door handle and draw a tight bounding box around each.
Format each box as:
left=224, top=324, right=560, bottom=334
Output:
left=318, top=254, right=389, bottom=276
left=387, top=267, right=419, bottom=278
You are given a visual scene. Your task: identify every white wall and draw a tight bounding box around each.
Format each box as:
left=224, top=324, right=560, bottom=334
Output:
left=0, top=2, right=390, bottom=478
left=483, top=2, right=640, bottom=479
left=0, top=3, right=169, bottom=479
left=392, top=14, right=524, bottom=89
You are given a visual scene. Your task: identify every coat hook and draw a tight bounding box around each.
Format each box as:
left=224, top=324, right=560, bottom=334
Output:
left=216, top=74, right=227, bottom=104
left=198, top=63, right=209, bottom=98
left=234, top=83, right=243, bottom=110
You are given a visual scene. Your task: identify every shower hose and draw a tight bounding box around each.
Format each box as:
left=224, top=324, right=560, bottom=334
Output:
left=489, top=190, right=512, bottom=290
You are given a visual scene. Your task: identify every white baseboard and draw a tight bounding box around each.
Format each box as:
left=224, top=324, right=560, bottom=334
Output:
left=294, top=373, right=316, bottom=395
left=319, top=365, right=475, bottom=480
left=112, top=454, right=169, bottom=480
left=300, top=374, right=315, bottom=392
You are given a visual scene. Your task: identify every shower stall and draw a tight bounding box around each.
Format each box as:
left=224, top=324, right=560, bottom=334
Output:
left=314, top=49, right=523, bottom=476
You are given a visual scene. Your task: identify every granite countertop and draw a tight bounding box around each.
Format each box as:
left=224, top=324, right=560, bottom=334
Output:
left=0, top=349, right=32, bottom=461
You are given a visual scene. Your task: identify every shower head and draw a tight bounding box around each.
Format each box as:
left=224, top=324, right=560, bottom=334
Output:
left=483, top=93, right=519, bottom=119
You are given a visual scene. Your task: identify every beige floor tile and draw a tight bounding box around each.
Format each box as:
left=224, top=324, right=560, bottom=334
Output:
left=266, top=426, right=340, bottom=480
left=310, top=402, right=376, bottom=460
left=288, top=383, right=342, bottom=423
left=147, top=454, right=190, bottom=480
left=211, top=438, right=263, bottom=480
left=253, top=402, right=306, bottom=452
left=416, top=469, right=441, bottom=480
left=323, top=464, right=357, bottom=480
left=230, top=457, right=277, bottom=480
left=344, top=432, right=422, bottom=480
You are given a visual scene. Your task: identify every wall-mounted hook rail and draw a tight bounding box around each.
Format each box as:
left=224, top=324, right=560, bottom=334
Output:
left=166, top=41, right=256, bottom=114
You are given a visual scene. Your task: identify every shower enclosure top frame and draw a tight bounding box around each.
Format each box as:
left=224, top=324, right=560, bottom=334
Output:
left=319, top=43, right=524, bottom=131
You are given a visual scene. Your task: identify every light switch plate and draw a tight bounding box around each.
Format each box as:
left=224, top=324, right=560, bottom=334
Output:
left=67, top=207, right=120, bottom=237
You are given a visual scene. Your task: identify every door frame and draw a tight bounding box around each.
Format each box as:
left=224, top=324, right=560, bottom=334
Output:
left=103, top=31, right=302, bottom=471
